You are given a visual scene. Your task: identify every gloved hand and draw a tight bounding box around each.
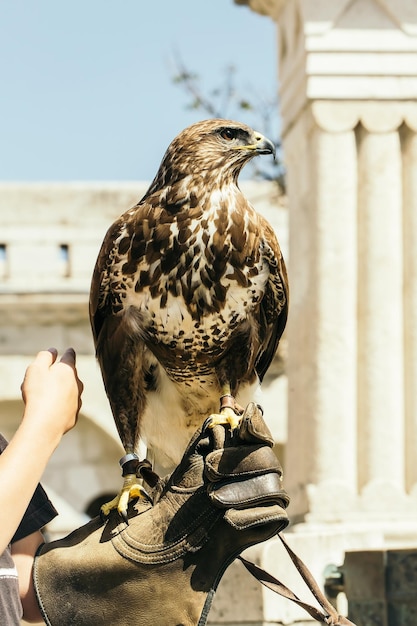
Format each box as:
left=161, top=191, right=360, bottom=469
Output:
left=34, top=402, right=289, bottom=626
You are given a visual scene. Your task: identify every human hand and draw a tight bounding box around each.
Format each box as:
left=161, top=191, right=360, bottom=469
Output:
left=20, top=348, right=84, bottom=440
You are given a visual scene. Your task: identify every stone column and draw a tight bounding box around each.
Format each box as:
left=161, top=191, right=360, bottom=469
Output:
left=402, top=124, right=417, bottom=496
left=285, top=116, right=358, bottom=522
left=356, top=123, right=404, bottom=506
left=235, top=0, right=417, bottom=527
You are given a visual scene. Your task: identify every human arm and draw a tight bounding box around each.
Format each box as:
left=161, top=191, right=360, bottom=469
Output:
left=11, top=530, right=44, bottom=622
left=0, top=348, right=83, bottom=554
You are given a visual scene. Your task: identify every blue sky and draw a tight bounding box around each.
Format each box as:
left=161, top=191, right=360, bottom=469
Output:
left=0, top=0, right=278, bottom=182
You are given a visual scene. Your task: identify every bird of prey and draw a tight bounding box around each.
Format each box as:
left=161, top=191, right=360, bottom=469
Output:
left=90, top=119, right=288, bottom=515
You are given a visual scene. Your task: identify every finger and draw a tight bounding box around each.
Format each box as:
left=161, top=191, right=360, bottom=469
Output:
left=34, top=348, right=58, bottom=366
left=59, top=347, right=76, bottom=368
left=77, top=380, right=84, bottom=413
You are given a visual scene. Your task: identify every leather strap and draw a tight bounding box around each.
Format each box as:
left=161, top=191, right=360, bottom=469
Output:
left=238, top=533, right=356, bottom=626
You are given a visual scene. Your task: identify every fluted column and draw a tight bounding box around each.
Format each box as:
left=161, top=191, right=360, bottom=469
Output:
left=356, top=125, right=405, bottom=504
left=402, top=125, right=417, bottom=497
left=285, top=105, right=417, bottom=520
left=286, top=118, right=358, bottom=520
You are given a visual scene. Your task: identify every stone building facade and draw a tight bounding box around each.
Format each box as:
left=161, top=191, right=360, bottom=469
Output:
left=235, top=0, right=417, bottom=623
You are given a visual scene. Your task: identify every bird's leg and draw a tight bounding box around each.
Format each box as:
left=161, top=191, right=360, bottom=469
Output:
left=208, top=384, right=243, bottom=430
left=101, top=453, right=152, bottom=521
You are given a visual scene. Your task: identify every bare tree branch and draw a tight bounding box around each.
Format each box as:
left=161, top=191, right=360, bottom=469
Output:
left=169, top=52, right=286, bottom=192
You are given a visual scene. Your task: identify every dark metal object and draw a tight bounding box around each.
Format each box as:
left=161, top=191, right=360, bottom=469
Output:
left=326, top=549, right=417, bottom=626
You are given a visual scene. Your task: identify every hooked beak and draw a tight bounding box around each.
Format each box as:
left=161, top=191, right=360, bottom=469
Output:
left=252, top=132, right=276, bottom=158
left=232, top=131, right=276, bottom=159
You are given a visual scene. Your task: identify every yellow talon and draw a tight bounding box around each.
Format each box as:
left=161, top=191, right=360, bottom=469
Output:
left=208, top=406, right=241, bottom=430
left=101, top=473, right=150, bottom=519
left=207, top=386, right=242, bottom=430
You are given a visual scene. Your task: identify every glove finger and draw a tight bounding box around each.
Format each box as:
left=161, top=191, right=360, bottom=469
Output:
left=208, top=473, right=289, bottom=510
left=238, top=402, right=274, bottom=447
left=224, top=503, right=289, bottom=531
left=205, top=445, right=283, bottom=482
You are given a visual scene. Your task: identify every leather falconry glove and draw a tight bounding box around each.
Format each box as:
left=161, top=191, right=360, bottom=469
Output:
left=33, top=402, right=289, bottom=626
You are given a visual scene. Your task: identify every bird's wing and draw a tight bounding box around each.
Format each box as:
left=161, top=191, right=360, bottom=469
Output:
left=89, top=215, right=131, bottom=346
left=89, top=211, right=153, bottom=451
left=255, top=215, right=288, bottom=382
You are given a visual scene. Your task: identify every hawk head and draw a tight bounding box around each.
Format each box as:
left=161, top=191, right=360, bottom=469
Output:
left=147, top=119, right=276, bottom=192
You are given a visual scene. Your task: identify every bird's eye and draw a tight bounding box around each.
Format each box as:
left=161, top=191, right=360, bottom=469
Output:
left=220, top=128, right=237, bottom=141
